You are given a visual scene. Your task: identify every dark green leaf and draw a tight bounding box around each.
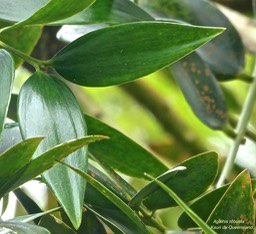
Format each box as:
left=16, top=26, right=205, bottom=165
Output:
left=129, top=166, right=186, bottom=207
left=141, top=152, right=218, bottom=210
left=0, top=26, right=42, bottom=67
left=0, top=49, right=14, bottom=138
left=139, top=0, right=245, bottom=79
left=3, top=0, right=95, bottom=28
left=178, top=184, right=229, bottom=229
left=18, top=71, right=88, bottom=229
left=52, top=0, right=153, bottom=25
left=85, top=114, right=168, bottom=178
left=39, top=215, right=77, bottom=234
left=0, top=137, right=43, bottom=198
left=0, top=221, right=50, bottom=234
left=170, top=52, right=227, bottom=129
left=49, top=21, right=223, bottom=87
left=206, top=170, right=255, bottom=233
left=60, top=161, right=151, bottom=234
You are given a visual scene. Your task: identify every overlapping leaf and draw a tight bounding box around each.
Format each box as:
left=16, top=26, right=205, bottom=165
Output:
left=49, top=21, right=223, bottom=87
left=139, top=0, right=245, bottom=79
left=130, top=152, right=218, bottom=210
left=18, top=71, right=88, bottom=229
left=85, top=114, right=168, bottom=178
left=171, top=52, right=227, bottom=129
left=0, top=49, right=14, bottom=138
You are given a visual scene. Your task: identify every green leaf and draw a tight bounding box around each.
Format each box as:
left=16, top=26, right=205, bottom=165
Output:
left=60, top=161, right=151, bottom=234
left=0, top=221, right=50, bottom=234
left=5, top=136, right=104, bottom=198
left=52, top=0, right=153, bottom=25
left=49, top=21, right=224, bottom=87
left=18, top=71, right=88, bottom=229
left=0, top=0, right=48, bottom=23
left=3, top=0, right=95, bottom=29
left=144, top=173, right=217, bottom=234
left=85, top=114, right=168, bottom=178
left=129, top=166, right=186, bottom=207
left=0, top=49, right=14, bottom=138
left=170, top=52, right=227, bottom=129
left=0, top=26, right=42, bottom=67
left=0, top=137, right=43, bottom=198
left=139, top=152, right=219, bottom=210
left=206, top=170, right=255, bottom=233
left=178, top=184, right=229, bottom=229
left=139, top=0, right=245, bottom=79
left=39, top=215, right=77, bottom=234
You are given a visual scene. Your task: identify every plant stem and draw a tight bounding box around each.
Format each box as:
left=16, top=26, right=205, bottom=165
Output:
left=217, top=65, right=256, bottom=188
left=0, top=41, right=45, bottom=70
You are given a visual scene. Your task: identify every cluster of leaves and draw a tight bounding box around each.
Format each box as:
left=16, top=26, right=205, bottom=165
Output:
left=0, top=0, right=255, bottom=233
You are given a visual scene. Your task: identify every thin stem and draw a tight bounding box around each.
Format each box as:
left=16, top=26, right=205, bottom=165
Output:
left=217, top=64, right=256, bottom=187
left=216, top=0, right=256, bottom=188
left=0, top=41, right=45, bottom=70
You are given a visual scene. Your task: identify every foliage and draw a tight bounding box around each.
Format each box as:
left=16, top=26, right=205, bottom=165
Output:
left=0, top=0, right=255, bottom=233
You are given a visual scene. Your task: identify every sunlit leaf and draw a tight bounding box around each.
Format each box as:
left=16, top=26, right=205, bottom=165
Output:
left=171, top=52, right=227, bottom=129
left=206, top=170, right=255, bottom=233
left=18, top=71, right=88, bottom=229
left=49, top=21, right=223, bottom=87
left=0, top=49, right=14, bottom=138
left=85, top=114, right=168, bottom=178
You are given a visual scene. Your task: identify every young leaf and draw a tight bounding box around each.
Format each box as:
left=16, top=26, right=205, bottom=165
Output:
left=49, top=21, right=224, bottom=87
left=60, top=161, right=151, bottom=234
left=18, top=71, right=88, bottom=229
left=0, top=49, right=14, bottom=138
left=85, top=114, right=168, bottom=178
left=139, top=152, right=219, bottom=210
left=206, top=170, right=255, bottom=233
left=139, top=0, right=245, bottom=79
left=52, top=0, right=154, bottom=25
left=144, top=173, right=217, bottom=234
left=170, top=52, right=227, bottom=129
left=4, top=0, right=95, bottom=29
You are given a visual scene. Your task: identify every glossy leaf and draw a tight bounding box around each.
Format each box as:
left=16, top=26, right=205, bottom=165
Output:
left=53, top=0, right=153, bottom=25
left=0, top=137, right=43, bottom=198
left=0, top=221, right=50, bottom=234
left=139, top=0, right=245, bottom=79
left=0, top=49, right=14, bottom=138
left=0, top=26, right=42, bottom=67
left=0, top=0, right=48, bottom=23
left=0, top=123, right=22, bottom=154
left=85, top=114, right=168, bottom=178
left=138, top=152, right=218, bottom=210
left=60, top=161, right=151, bottom=234
left=171, top=52, right=227, bottom=129
left=49, top=21, right=224, bottom=87
left=4, top=136, right=104, bottom=198
left=206, top=170, right=255, bottom=233
left=178, top=184, right=229, bottom=229
left=4, top=0, right=95, bottom=29
left=18, top=71, right=88, bottom=229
